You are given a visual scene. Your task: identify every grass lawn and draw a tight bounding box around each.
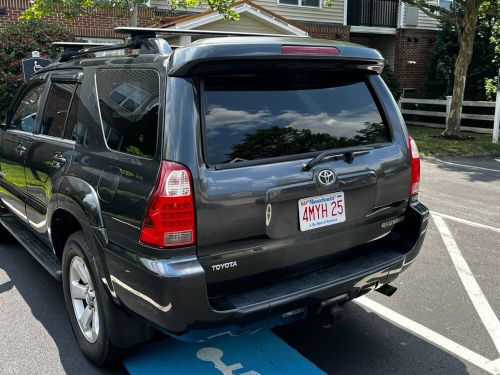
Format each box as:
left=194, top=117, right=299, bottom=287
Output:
left=407, top=125, right=500, bottom=158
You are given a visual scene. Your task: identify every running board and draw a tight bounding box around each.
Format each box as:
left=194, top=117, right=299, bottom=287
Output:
left=0, top=214, right=62, bottom=280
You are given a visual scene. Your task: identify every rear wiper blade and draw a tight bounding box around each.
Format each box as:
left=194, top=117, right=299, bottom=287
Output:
left=302, top=146, right=374, bottom=171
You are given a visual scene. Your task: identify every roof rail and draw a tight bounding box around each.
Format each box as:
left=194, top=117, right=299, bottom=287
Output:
left=53, top=33, right=177, bottom=62
left=52, top=41, right=128, bottom=62
left=114, top=26, right=308, bottom=39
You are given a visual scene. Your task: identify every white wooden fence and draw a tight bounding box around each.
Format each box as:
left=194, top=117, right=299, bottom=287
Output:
left=398, top=95, right=500, bottom=143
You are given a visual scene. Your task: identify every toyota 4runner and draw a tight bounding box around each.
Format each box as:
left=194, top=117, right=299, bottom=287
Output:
left=0, top=27, right=428, bottom=365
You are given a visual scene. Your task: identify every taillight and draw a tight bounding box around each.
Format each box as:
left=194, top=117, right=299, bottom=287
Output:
left=409, top=136, right=420, bottom=196
left=140, top=161, right=195, bottom=248
left=281, top=45, right=340, bottom=56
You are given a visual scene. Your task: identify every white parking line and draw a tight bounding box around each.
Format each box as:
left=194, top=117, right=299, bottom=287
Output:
left=432, top=159, right=500, bottom=173
left=356, top=297, right=498, bottom=374
left=433, top=214, right=500, bottom=357
left=490, top=358, right=500, bottom=374
left=432, top=211, right=500, bottom=234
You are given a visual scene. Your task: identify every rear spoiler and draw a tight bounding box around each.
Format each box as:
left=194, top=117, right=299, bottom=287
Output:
left=167, top=38, right=385, bottom=77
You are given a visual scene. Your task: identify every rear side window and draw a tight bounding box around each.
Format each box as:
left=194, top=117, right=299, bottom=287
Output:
left=41, top=82, right=76, bottom=137
left=96, top=69, right=159, bottom=158
left=203, top=72, right=390, bottom=165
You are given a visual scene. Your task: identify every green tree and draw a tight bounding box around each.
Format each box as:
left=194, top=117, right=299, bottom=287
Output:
left=229, top=124, right=387, bottom=162
left=425, top=15, right=498, bottom=101
left=402, top=0, right=500, bottom=137
left=0, top=20, right=75, bottom=114
left=22, top=0, right=239, bottom=26
left=486, top=8, right=500, bottom=100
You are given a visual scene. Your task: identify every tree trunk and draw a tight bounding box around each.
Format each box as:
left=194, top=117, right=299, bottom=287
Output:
left=444, top=2, right=481, bottom=137
left=130, top=4, right=138, bottom=27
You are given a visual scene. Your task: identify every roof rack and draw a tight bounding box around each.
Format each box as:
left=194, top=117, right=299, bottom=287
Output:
left=53, top=26, right=309, bottom=62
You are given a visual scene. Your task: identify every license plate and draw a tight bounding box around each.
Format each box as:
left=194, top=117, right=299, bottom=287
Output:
left=298, top=192, right=346, bottom=231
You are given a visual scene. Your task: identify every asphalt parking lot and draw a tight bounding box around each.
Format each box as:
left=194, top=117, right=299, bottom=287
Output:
left=0, top=156, right=499, bottom=375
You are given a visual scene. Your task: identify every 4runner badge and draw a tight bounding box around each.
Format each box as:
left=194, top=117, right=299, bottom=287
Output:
left=212, top=261, right=238, bottom=272
left=381, top=216, right=405, bottom=228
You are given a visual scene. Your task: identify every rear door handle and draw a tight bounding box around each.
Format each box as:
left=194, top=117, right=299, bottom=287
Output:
left=51, top=153, right=67, bottom=169
left=15, top=144, right=27, bottom=156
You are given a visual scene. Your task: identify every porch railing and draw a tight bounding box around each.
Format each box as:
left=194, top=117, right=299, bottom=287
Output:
left=347, top=0, right=399, bottom=28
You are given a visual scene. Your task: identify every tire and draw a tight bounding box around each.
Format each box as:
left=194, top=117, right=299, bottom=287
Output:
left=62, top=231, right=122, bottom=366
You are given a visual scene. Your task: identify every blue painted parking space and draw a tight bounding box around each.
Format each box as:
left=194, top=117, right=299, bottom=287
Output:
left=124, top=330, right=326, bottom=375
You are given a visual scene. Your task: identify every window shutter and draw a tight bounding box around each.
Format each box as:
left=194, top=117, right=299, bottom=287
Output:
left=405, top=5, right=419, bottom=27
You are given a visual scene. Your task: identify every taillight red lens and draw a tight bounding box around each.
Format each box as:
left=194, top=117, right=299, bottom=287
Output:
left=140, top=161, right=195, bottom=248
left=409, top=136, right=420, bottom=196
left=281, top=45, right=340, bottom=56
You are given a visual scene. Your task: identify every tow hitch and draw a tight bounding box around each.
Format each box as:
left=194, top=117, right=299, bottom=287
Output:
left=318, top=294, right=348, bottom=329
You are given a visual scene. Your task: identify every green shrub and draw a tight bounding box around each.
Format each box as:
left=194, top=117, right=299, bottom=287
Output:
left=0, top=19, right=74, bottom=114
left=381, top=64, right=402, bottom=101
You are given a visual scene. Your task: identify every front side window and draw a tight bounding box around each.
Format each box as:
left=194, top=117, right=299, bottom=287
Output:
left=96, top=69, right=159, bottom=158
left=278, top=0, right=320, bottom=7
left=203, top=72, right=390, bottom=165
left=41, top=82, right=77, bottom=137
left=10, top=83, right=46, bottom=132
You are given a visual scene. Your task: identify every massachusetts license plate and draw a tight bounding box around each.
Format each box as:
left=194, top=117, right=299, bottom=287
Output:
left=298, top=192, right=346, bottom=231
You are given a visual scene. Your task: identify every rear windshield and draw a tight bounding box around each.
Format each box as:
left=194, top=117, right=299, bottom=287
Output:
left=202, top=72, right=390, bottom=165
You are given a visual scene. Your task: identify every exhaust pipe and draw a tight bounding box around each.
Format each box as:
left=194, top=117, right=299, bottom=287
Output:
left=376, top=284, right=397, bottom=297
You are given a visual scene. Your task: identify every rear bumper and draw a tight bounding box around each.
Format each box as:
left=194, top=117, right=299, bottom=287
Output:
left=101, top=202, right=428, bottom=341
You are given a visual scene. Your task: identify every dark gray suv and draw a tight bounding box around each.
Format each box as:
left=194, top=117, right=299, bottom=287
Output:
left=0, top=28, right=428, bottom=365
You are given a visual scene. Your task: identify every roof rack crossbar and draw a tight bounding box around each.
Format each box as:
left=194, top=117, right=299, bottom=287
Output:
left=114, top=26, right=308, bottom=39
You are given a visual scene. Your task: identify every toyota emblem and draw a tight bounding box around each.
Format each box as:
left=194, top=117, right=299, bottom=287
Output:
left=317, top=169, right=336, bottom=186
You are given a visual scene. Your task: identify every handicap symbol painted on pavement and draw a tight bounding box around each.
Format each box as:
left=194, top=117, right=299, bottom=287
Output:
left=197, top=347, right=260, bottom=375
left=125, top=330, right=326, bottom=375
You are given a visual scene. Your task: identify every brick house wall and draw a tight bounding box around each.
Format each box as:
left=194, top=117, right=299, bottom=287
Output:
left=0, top=0, right=182, bottom=38
left=291, top=21, right=350, bottom=41
left=394, top=28, right=440, bottom=97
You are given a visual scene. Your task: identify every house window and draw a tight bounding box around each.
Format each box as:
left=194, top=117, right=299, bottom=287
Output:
left=439, top=0, right=452, bottom=10
left=278, top=0, right=320, bottom=8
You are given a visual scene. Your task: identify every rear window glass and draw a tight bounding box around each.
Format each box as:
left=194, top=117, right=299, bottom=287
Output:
left=96, top=69, right=159, bottom=158
left=203, top=72, right=390, bottom=165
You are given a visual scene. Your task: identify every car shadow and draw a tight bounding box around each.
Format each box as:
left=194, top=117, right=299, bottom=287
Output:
left=0, top=238, right=127, bottom=375
left=425, top=156, right=500, bottom=183
left=0, top=237, right=480, bottom=375
left=274, top=302, right=477, bottom=375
